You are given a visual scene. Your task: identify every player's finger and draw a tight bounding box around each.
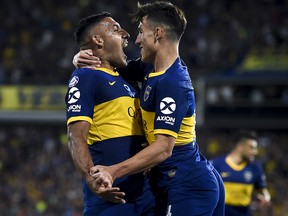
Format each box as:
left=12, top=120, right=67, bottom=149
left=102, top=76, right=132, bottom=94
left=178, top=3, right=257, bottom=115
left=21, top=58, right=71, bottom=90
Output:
left=112, top=196, right=126, bottom=204
left=77, top=58, right=101, bottom=65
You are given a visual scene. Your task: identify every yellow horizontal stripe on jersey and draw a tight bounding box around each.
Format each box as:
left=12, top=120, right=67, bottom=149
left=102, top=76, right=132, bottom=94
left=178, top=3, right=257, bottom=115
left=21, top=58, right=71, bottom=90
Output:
left=87, top=97, right=143, bottom=144
left=154, top=129, right=178, bottom=139
left=176, top=115, right=196, bottom=145
left=67, top=116, right=93, bottom=125
left=141, top=109, right=155, bottom=144
left=142, top=109, right=196, bottom=146
left=224, top=182, right=254, bottom=206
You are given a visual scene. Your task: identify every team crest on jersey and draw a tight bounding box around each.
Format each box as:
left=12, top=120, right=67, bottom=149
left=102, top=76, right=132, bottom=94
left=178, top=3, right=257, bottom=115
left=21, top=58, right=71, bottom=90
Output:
left=68, top=76, right=79, bottom=87
left=244, top=171, right=253, bottom=182
left=160, top=97, right=176, bottom=114
left=67, top=87, right=80, bottom=104
left=168, top=169, right=176, bottom=178
left=123, top=84, right=136, bottom=98
left=144, top=86, right=152, bottom=101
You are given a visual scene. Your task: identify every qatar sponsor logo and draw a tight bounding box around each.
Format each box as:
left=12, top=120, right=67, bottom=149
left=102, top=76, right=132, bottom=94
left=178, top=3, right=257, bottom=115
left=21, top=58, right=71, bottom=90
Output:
left=68, top=76, right=79, bottom=87
left=67, top=87, right=80, bottom=104
left=160, top=97, right=176, bottom=114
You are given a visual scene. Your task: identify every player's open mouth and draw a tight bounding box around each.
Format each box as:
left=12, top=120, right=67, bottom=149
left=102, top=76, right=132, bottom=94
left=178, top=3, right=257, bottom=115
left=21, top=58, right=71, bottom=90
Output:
left=123, top=40, right=128, bottom=48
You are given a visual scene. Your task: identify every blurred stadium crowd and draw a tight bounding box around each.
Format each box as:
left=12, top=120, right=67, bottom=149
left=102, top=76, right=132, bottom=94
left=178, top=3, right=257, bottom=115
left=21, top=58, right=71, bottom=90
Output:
left=0, top=0, right=288, bottom=215
left=0, top=0, right=287, bottom=84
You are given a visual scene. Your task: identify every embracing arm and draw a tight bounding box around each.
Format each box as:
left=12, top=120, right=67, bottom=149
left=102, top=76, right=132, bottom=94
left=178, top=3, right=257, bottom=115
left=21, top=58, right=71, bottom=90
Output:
left=91, top=134, right=175, bottom=184
left=73, top=49, right=101, bottom=69
left=73, top=49, right=146, bottom=81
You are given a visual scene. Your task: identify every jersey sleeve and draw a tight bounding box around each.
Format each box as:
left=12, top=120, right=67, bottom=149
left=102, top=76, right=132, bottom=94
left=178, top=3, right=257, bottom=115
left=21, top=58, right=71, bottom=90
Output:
left=65, top=68, right=98, bottom=125
left=254, top=161, right=267, bottom=189
left=153, top=76, right=190, bottom=137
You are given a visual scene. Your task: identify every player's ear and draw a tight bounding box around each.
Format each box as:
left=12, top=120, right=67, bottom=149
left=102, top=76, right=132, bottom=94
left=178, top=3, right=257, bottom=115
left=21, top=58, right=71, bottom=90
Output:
left=154, top=27, right=163, bottom=43
left=92, top=35, right=104, bottom=46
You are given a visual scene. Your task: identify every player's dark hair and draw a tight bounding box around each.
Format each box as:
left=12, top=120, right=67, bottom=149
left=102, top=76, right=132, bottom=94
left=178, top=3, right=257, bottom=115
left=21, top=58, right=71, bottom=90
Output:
left=232, top=130, right=258, bottom=145
left=130, top=1, right=187, bottom=41
left=74, top=12, right=112, bottom=46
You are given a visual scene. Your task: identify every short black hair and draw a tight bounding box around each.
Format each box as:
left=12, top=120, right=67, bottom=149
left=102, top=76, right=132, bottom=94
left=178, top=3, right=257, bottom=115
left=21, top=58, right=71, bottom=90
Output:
left=74, top=12, right=112, bottom=46
left=130, top=1, right=187, bottom=41
left=232, top=130, right=258, bottom=145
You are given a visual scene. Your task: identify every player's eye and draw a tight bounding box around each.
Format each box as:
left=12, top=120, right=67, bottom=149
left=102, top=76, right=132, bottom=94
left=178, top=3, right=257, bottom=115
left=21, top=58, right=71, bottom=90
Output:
left=113, top=25, right=120, bottom=32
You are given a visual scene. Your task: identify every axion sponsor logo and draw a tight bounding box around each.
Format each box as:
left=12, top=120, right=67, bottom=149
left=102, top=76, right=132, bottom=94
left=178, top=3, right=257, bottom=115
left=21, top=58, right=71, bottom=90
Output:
left=67, top=104, right=81, bottom=112
left=156, top=116, right=175, bottom=125
left=160, top=97, right=176, bottom=114
left=67, top=87, right=80, bottom=104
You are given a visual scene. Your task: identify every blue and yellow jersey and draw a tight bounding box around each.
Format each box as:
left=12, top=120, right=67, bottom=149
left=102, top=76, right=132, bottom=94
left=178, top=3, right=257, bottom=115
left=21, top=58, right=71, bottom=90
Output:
left=140, top=57, right=196, bottom=146
left=66, top=67, right=144, bottom=144
left=65, top=67, right=147, bottom=205
left=138, top=58, right=213, bottom=192
left=211, top=155, right=267, bottom=215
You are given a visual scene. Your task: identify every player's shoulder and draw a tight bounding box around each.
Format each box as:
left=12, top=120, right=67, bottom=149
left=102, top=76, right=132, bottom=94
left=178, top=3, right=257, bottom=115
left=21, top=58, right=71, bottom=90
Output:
left=72, top=67, right=99, bottom=76
left=68, top=68, right=101, bottom=89
left=164, top=58, right=191, bottom=83
left=71, top=68, right=107, bottom=82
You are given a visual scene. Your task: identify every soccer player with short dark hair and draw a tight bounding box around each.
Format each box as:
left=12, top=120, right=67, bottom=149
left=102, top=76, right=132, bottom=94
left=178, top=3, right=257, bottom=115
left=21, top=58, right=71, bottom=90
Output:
left=65, top=12, right=156, bottom=215
left=210, top=130, right=271, bottom=216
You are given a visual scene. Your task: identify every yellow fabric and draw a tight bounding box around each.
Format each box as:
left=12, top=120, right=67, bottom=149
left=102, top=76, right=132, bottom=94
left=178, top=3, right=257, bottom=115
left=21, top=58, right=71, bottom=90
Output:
left=141, top=109, right=196, bottom=145
left=68, top=97, right=143, bottom=145
left=224, top=182, right=254, bottom=206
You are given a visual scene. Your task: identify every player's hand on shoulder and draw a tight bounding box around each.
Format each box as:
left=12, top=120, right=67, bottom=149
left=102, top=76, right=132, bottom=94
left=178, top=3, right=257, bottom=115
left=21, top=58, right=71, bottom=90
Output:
left=73, top=49, right=101, bottom=69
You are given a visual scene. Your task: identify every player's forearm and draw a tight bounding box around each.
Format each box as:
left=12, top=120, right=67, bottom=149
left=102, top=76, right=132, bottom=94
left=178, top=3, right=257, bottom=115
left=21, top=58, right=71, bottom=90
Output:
left=110, top=144, right=169, bottom=179
left=110, top=135, right=175, bottom=179
left=68, top=139, right=94, bottom=179
left=67, top=122, right=94, bottom=181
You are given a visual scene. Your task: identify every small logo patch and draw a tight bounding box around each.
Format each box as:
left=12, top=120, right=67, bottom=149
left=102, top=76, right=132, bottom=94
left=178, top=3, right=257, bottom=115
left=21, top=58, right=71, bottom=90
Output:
left=109, top=81, right=116, bottom=85
left=124, top=84, right=135, bottom=97
left=144, top=86, right=152, bottom=101
left=69, top=76, right=79, bottom=87
left=67, top=87, right=80, bottom=104
left=168, top=169, right=176, bottom=178
left=244, top=171, right=253, bottom=182
left=160, top=97, right=176, bottom=114
left=221, top=172, right=230, bottom=178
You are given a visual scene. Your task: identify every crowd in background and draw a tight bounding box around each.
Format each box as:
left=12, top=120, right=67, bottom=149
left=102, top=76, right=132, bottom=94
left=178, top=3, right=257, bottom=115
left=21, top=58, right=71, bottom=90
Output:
left=0, top=0, right=287, bottom=84
left=0, top=125, right=287, bottom=216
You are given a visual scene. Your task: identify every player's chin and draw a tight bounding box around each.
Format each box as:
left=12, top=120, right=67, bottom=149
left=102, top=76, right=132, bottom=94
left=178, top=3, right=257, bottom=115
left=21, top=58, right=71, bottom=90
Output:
left=140, top=54, right=148, bottom=63
left=140, top=55, right=151, bottom=64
